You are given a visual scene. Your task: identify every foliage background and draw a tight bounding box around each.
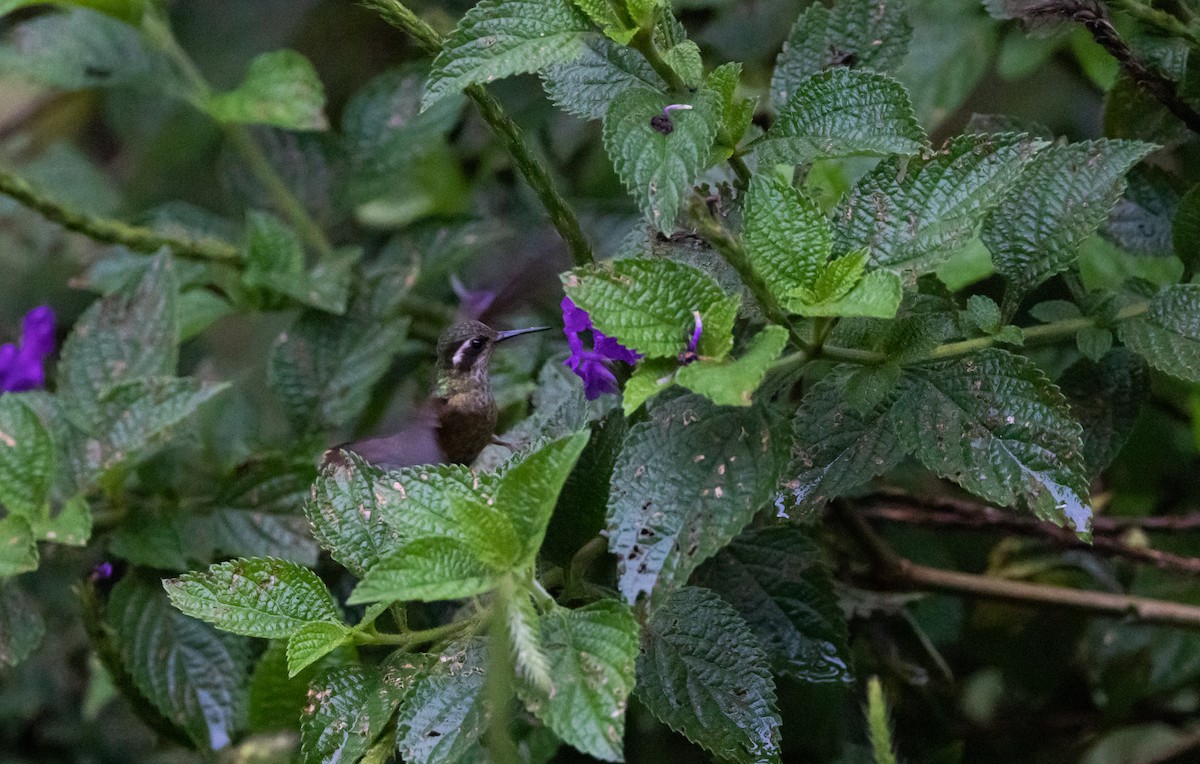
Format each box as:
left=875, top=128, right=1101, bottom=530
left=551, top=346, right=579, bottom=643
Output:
left=1, top=0, right=1200, bottom=763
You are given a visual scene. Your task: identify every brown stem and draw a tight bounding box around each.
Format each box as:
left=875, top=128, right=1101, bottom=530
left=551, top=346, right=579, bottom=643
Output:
left=838, top=504, right=1200, bottom=631
left=857, top=495, right=1200, bottom=575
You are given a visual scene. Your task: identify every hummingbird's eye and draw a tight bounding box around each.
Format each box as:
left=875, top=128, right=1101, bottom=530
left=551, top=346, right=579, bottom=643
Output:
left=470, top=337, right=486, bottom=349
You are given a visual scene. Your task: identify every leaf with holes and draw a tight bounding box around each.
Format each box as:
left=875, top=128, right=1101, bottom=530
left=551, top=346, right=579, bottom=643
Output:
left=607, top=394, right=789, bottom=604
left=164, top=557, right=341, bottom=639
left=675, top=325, right=789, bottom=407
left=889, top=349, right=1092, bottom=534
left=302, top=658, right=421, bottom=764
left=424, top=0, right=593, bottom=108
left=785, top=370, right=906, bottom=515
left=108, top=575, right=252, bottom=750
left=306, top=454, right=401, bottom=576
left=984, top=139, right=1154, bottom=296
left=835, top=133, right=1045, bottom=275
left=770, top=0, right=911, bottom=111
left=563, top=258, right=740, bottom=359
left=1119, top=285, right=1200, bottom=382
left=695, top=526, right=851, bottom=683
left=396, top=638, right=489, bottom=764
left=755, top=68, right=925, bottom=166
left=602, top=85, right=721, bottom=232
left=519, top=601, right=639, bottom=762
left=205, top=50, right=327, bottom=130
left=57, top=253, right=178, bottom=427
left=636, top=587, right=782, bottom=764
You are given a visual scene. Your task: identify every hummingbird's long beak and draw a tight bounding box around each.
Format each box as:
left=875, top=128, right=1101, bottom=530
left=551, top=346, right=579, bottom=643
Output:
left=495, top=326, right=551, bottom=342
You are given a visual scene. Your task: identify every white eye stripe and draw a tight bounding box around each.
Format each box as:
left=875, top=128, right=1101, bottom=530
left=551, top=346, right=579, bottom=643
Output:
left=451, top=339, right=474, bottom=368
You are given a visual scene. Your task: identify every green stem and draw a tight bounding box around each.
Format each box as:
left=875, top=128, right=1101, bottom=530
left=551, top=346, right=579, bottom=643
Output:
left=818, top=301, right=1151, bottom=366
left=483, top=579, right=520, bottom=764
left=143, top=10, right=334, bottom=259
left=360, top=0, right=595, bottom=267
left=1107, top=0, right=1200, bottom=45
left=0, top=168, right=243, bottom=263
left=567, top=535, right=608, bottom=596
left=629, top=26, right=689, bottom=93
left=689, top=203, right=810, bottom=350
left=353, top=617, right=474, bottom=647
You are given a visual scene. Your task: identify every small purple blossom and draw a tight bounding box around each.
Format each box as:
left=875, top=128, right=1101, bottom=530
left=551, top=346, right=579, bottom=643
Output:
left=90, top=561, right=114, bottom=582
left=561, top=297, right=641, bottom=400
left=679, top=310, right=703, bottom=365
left=0, top=306, right=55, bottom=393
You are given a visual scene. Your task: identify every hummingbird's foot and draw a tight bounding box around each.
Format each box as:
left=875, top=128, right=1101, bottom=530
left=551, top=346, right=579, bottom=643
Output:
left=491, top=435, right=523, bottom=451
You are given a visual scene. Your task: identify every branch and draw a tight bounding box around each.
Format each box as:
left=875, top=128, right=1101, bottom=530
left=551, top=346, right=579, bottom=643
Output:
left=359, top=0, right=595, bottom=267
left=856, top=492, right=1200, bottom=575
left=0, top=167, right=243, bottom=264
left=1033, top=0, right=1200, bottom=135
left=837, top=503, right=1200, bottom=631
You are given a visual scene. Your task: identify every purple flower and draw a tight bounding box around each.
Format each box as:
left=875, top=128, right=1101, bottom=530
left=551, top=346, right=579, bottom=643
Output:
left=90, top=560, right=114, bottom=582
left=0, top=306, right=55, bottom=393
left=561, top=297, right=641, bottom=400
left=679, top=311, right=703, bottom=365
left=451, top=274, right=497, bottom=320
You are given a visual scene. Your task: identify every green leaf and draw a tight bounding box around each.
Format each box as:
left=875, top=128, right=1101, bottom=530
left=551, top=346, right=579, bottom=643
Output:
left=164, top=557, right=342, bottom=639
left=541, top=34, right=663, bottom=120
left=836, top=133, right=1045, bottom=275
left=602, top=85, right=721, bottom=232
left=348, top=536, right=500, bottom=604
left=742, top=174, right=831, bottom=296
left=0, top=0, right=144, bottom=23
left=424, top=0, right=593, bottom=108
left=1030, top=300, right=1082, bottom=323
left=789, top=268, right=903, bottom=318
left=396, top=639, right=489, bottom=764
left=785, top=371, right=905, bottom=515
left=1119, top=285, right=1200, bottom=382
left=983, top=140, right=1155, bottom=296
left=770, top=0, right=911, bottom=111
left=695, top=526, right=851, bottom=683
left=243, top=212, right=354, bottom=313
left=268, top=305, right=409, bottom=434
left=0, top=515, right=38, bottom=576
left=563, top=258, right=740, bottom=359
left=108, top=575, right=252, bottom=750
left=520, top=601, right=639, bottom=762
left=494, top=431, right=589, bottom=564
left=675, top=325, right=789, bottom=407
left=1173, top=182, right=1200, bottom=271
left=623, top=358, right=677, bottom=415
left=0, top=580, right=43, bottom=667
left=302, top=660, right=417, bottom=764
left=572, top=0, right=636, bottom=43
left=636, top=587, right=782, bottom=764
left=965, top=294, right=1002, bottom=333
left=0, top=7, right=180, bottom=93
left=1077, top=327, right=1113, bottom=362
left=33, top=494, right=92, bottom=546
left=205, top=50, right=327, bottom=131
left=0, top=395, right=54, bottom=517
left=372, top=465, right=514, bottom=567
left=58, top=253, right=178, bottom=425
left=896, top=2, right=996, bottom=128
left=755, top=68, right=925, bottom=167
left=608, top=394, right=789, bottom=604
left=307, top=455, right=401, bottom=576
left=890, top=349, right=1092, bottom=534
left=1059, top=349, right=1149, bottom=477
left=286, top=621, right=351, bottom=678
left=248, top=639, right=348, bottom=732
left=75, top=377, right=228, bottom=476
left=709, top=62, right=754, bottom=150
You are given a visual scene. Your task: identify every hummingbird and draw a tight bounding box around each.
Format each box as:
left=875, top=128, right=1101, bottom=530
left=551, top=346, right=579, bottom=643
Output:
left=326, top=320, right=549, bottom=468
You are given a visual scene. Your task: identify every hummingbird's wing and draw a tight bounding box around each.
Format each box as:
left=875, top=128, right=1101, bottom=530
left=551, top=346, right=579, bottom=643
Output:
left=322, top=402, right=445, bottom=469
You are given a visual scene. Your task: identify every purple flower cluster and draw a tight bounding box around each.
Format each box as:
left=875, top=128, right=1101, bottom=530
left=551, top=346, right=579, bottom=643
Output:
left=561, top=297, right=641, bottom=400
left=1, top=306, right=55, bottom=393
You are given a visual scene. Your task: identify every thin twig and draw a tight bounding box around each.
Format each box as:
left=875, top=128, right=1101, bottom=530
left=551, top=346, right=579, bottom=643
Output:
left=837, top=503, right=1200, bottom=631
